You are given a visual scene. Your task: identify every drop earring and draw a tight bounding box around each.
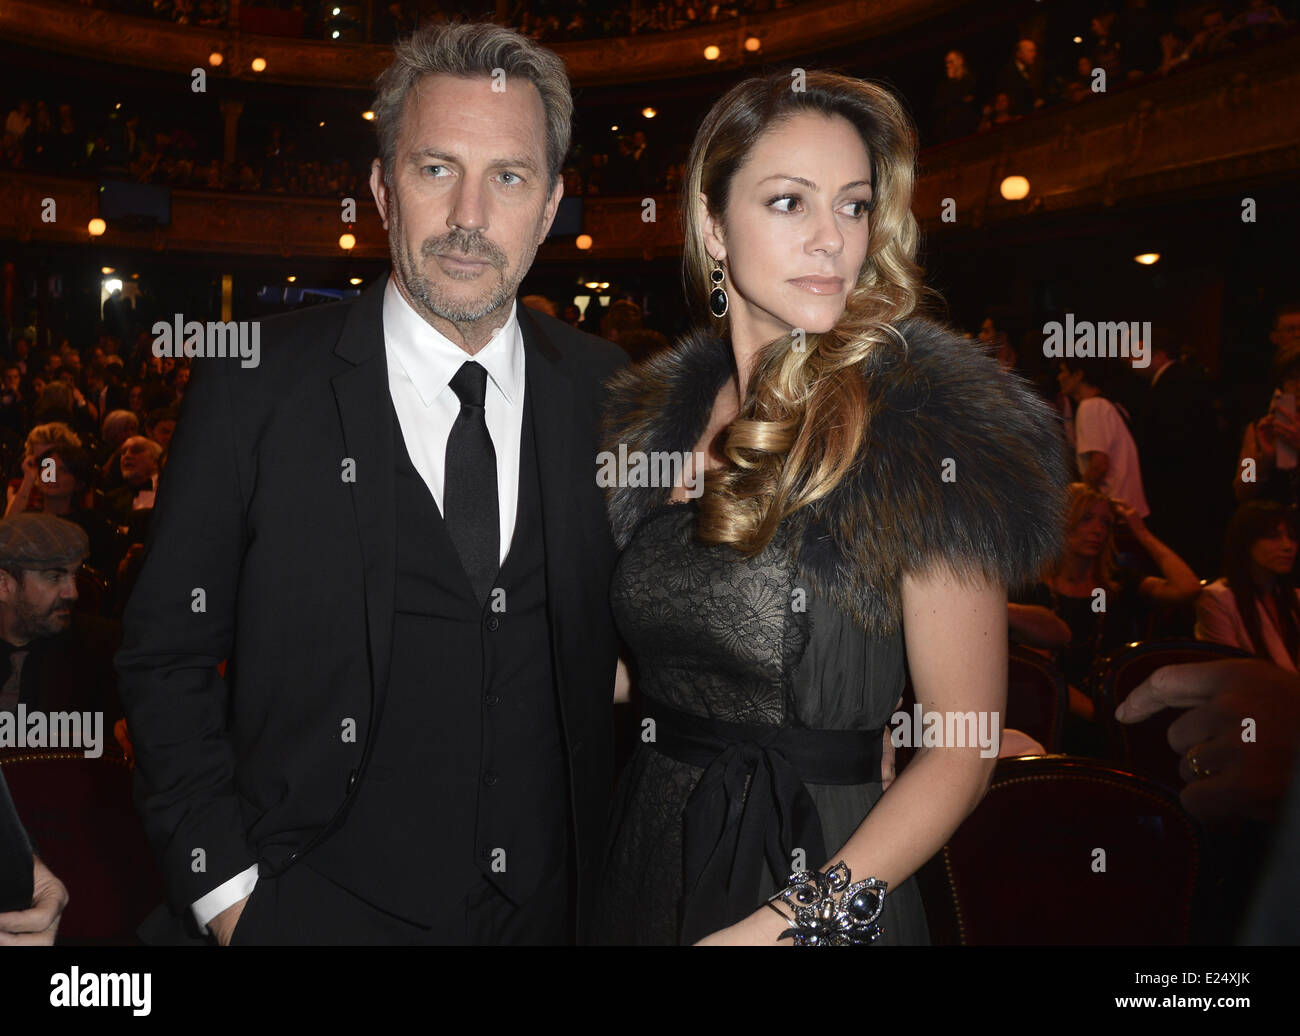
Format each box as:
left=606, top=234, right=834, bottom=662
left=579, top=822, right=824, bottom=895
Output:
left=709, top=260, right=729, bottom=318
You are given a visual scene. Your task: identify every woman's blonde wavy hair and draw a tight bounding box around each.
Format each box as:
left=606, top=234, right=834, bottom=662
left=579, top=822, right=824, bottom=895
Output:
left=24, top=421, right=82, bottom=461
left=683, top=69, right=927, bottom=554
left=1049, top=482, right=1122, bottom=594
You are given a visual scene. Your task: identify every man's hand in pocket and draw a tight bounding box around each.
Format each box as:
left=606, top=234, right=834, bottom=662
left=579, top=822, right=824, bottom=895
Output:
left=209, top=894, right=250, bottom=947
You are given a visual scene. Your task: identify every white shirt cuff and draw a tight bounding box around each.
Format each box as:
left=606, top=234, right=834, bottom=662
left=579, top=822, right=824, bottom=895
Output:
left=191, top=864, right=259, bottom=934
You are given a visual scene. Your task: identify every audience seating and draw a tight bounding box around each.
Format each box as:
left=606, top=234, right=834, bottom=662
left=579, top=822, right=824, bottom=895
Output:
left=922, top=754, right=1204, bottom=944
left=896, top=645, right=1066, bottom=772
left=0, top=748, right=164, bottom=944
left=1007, top=644, right=1068, bottom=753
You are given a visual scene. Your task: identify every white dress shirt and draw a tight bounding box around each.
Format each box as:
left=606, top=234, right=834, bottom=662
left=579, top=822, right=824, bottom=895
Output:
left=1074, top=395, right=1151, bottom=518
left=191, top=278, right=526, bottom=934
left=1196, top=578, right=1300, bottom=673
left=382, top=276, right=525, bottom=565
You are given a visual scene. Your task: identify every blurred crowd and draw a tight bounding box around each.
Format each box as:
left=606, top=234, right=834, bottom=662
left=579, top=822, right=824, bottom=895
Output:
left=966, top=303, right=1300, bottom=735
left=931, top=0, right=1294, bottom=143
left=1, top=101, right=367, bottom=198
left=12, top=2, right=1295, bottom=197
left=0, top=314, right=189, bottom=618
left=63, top=0, right=808, bottom=42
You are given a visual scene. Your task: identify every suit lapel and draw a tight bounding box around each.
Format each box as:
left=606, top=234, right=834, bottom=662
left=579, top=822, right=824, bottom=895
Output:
left=330, top=273, right=397, bottom=718
left=519, top=306, right=579, bottom=701
left=328, top=287, right=582, bottom=720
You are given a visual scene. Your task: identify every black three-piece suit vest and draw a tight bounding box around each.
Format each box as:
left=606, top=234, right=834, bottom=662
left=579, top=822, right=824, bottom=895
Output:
left=306, top=386, right=571, bottom=929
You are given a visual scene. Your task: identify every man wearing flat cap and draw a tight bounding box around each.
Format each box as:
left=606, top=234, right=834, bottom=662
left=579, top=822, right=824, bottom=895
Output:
left=0, top=514, right=114, bottom=947
left=0, top=513, right=121, bottom=721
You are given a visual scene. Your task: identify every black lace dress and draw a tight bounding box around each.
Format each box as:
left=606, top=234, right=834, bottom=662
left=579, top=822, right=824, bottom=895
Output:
left=592, top=499, right=930, bottom=946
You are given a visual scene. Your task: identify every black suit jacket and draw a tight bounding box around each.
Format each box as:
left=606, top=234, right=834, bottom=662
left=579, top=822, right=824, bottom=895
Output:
left=1136, top=359, right=1215, bottom=497
left=994, top=59, right=1043, bottom=115
left=115, top=273, right=627, bottom=940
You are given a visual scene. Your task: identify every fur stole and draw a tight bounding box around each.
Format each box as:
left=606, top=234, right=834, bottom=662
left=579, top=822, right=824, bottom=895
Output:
left=600, top=315, right=1072, bottom=638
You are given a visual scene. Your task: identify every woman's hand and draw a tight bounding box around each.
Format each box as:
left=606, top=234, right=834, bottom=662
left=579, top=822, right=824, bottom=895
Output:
left=1252, top=414, right=1278, bottom=464
left=1111, top=499, right=1148, bottom=538
left=1257, top=410, right=1300, bottom=460
left=6, top=454, right=39, bottom=518
left=1274, top=409, right=1300, bottom=451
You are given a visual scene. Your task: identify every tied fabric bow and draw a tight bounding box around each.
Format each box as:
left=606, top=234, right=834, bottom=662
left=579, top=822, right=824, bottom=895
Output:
left=678, top=734, right=828, bottom=945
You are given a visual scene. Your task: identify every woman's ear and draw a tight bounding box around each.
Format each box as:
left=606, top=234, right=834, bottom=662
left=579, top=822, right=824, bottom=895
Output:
left=699, top=192, right=726, bottom=263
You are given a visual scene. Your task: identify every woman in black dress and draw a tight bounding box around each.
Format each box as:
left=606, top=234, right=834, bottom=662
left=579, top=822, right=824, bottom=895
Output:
left=1009, top=481, right=1200, bottom=753
left=593, top=70, right=1070, bottom=945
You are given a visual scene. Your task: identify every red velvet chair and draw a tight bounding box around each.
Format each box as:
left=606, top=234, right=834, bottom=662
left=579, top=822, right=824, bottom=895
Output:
left=896, top=646, right=1066, bottom=772
left=1007, top=645, right=1068, bottom=753
left=0, top=749, right=164, bottom=945
left=1092, top=639, right=1252, bottom=792
left=930, top=755, right=1203, bottom=944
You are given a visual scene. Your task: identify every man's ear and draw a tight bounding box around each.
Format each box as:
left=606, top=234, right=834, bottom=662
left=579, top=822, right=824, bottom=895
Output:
left=369, top=158, right=390, bottom=229
left=0, top=569, right=17, bottom=601
left=699, top=192, right=725, bottom=262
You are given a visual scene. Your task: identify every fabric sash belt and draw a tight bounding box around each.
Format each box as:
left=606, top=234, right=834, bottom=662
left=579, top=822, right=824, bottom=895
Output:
left=643, top=700, right=882, bottom=945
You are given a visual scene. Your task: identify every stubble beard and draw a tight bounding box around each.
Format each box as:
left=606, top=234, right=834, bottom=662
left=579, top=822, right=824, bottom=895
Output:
left=16, top=596, right=70, bottom=641
left=388, top=187, right=544, bottom=330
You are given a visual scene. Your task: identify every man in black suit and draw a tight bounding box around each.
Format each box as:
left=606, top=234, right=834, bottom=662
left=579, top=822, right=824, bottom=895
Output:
left=1133, top=328, right=1222, bottom=577
left=97, top=435, right=161, bottom=524
left=116, top=21, right=626, bottom=945
left=994, top=38, right=1046, bottom=117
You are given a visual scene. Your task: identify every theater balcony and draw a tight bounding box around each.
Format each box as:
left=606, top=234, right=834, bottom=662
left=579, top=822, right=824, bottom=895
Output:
left=4, top=0, right=970, bottom=87
left=3, top=24, right=1294, bottom=263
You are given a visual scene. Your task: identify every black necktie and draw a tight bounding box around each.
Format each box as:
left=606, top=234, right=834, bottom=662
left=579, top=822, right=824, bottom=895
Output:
left=444, top=361, right=499, bottom=605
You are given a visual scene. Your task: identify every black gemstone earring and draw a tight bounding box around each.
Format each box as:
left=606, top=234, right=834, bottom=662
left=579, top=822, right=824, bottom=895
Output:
left=709, top=261, right=729, bottom=318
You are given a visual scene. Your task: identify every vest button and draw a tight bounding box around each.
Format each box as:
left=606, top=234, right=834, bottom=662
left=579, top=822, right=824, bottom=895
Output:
left=483, top=770, right=499, bottom=787
left=346, top=769, right=358, bottom=792
left=486, top=616, right=500, bottom=631
left=485, top=693, right=500, bottom=706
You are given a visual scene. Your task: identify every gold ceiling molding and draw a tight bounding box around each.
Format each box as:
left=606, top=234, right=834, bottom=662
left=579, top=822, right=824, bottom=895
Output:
left=3, top=33, right=1296, bottom=260
left=2, top=0, right=967, bottom=89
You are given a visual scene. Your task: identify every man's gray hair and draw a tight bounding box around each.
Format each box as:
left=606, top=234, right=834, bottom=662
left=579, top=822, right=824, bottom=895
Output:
left=373, top=20, right=573, bottom=193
